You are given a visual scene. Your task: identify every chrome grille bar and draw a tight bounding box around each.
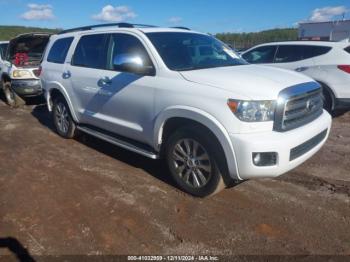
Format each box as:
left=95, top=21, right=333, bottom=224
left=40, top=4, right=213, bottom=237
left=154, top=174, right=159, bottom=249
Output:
left=274, top=82, right=323, bottom=132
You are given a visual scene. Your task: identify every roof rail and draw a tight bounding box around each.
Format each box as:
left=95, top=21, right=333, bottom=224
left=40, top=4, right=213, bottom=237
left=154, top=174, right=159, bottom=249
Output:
left=172, top=26, right=191, bottom=30
left=58, top=23, right=158, bottom=35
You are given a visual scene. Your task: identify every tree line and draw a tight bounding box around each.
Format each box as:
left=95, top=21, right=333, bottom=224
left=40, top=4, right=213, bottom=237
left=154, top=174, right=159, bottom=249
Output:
left=0, top=25, right=298, bottom=50
left=216, top=28, right=298, bottom=50
left=0, top=26, right=60, bottom=41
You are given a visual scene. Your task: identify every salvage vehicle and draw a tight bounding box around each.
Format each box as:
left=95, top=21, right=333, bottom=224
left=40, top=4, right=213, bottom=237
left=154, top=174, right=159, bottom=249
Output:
left=0, top=33, right=50, bottom=107
left=242, top=41, right=350, bottom=113
left=40, top=23, right=332, bottom=197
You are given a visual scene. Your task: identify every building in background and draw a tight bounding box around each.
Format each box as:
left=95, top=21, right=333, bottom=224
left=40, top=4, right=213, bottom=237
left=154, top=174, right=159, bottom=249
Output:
left=299, top=20, right=350, bottom=42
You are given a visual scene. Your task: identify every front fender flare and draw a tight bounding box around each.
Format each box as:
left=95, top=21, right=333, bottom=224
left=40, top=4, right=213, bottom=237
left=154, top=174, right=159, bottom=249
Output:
left=154, top=106, right=240, bottom=180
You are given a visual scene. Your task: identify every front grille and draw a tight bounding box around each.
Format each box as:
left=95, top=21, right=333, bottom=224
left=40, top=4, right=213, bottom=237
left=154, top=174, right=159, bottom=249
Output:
left=290, top=129, right=328, bottom=161
left=274, top=82, right=323, bottom=132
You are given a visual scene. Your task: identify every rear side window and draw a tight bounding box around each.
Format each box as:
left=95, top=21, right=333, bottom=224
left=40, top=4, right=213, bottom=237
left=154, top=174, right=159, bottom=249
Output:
left=345, top=46, right=350, bottom=54
left=47, top=37, right=73, bottom=64
left=242, top=46, right=277, bottom=64
left=275, top=45, right=331, bottom=63
left=72, top=34, right=109, bottom=69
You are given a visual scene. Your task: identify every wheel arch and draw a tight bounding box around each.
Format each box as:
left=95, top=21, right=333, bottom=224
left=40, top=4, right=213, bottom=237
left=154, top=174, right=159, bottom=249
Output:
left=154, top=106, right=240, bottom=181
left=46, top=85, right=79, bottom=122
left=316, top=80, right=336, bottom=111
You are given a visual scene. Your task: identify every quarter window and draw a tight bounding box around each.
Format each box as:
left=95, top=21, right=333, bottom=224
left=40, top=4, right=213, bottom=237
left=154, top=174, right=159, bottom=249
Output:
left=242, top=46, right=277, bottom=64
left=47, top=37, right=73, bottom=64
left=72, top=34, right=109, bottom=69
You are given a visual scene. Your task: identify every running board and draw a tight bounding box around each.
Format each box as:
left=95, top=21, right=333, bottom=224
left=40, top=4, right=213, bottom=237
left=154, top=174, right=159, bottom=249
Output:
left=77, top=126, right=159, bottom=159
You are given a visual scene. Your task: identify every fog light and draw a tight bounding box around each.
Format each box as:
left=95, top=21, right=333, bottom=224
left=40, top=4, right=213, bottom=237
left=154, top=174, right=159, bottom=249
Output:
left=253, top=152, right=277, bottom=167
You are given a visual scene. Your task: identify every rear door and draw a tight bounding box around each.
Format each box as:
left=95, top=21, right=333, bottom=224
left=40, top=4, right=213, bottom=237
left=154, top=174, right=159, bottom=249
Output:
left=65, top=33, right=110, bottom=124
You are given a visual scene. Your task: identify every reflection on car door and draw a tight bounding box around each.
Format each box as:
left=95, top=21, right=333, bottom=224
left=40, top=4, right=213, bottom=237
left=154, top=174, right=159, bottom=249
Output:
left=67, top=33, right=156, bottom=144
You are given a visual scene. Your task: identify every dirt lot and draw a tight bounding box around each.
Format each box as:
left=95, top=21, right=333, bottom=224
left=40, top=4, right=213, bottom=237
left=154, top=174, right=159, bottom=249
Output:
left=0, top=96, right=349, bottom=258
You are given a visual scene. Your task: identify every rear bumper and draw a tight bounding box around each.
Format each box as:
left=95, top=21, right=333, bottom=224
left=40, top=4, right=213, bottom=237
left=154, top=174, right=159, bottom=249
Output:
left=12, top=79, right=42, bottom=97
left=335, top=98, right=350, bottom=110
left=229, top=111, right=332, bottom=180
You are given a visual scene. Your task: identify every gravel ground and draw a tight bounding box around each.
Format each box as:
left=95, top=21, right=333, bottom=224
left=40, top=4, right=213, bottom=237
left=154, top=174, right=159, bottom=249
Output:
left=0, top=97, right=349, bottom=259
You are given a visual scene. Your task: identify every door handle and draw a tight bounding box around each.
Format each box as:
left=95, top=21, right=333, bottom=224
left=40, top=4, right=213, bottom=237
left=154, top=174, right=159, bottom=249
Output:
left=99, top=76, right=112, bottom=85
left=62, top=70, right=71, bottom=79
left=295, top=67, right=308, bottom=72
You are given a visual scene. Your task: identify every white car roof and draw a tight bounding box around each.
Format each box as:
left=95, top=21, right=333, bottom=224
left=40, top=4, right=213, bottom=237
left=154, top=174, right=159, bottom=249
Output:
left=0, top=41, right=9, bottom=44
left=255, top=41, right=349, bottom=48
left=56, top=26, right=204, bottom=38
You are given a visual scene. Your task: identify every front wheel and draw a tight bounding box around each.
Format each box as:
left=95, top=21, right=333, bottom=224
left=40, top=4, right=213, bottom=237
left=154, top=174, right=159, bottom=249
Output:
left=165, top=126, right=226, bottom=197
left=52, top=96, right=76, bottom=139
left=2, top=81, right=25, bottom=108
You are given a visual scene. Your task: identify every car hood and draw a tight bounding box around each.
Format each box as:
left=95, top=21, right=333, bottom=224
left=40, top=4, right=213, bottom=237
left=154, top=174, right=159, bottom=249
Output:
left=179, top=65, right=315, bottom=100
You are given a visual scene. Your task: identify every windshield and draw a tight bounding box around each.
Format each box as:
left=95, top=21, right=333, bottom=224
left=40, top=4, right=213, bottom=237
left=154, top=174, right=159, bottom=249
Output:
left=146, top=32, right=247, bottom=71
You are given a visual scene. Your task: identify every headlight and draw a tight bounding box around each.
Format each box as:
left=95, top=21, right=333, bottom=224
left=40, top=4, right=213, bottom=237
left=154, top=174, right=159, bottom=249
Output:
left=228, top=99, right=276, bottom=122
left=12, top=70, right=32, bottom=78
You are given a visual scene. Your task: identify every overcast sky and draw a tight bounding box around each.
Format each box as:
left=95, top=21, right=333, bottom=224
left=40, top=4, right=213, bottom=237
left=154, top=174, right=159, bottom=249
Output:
left=0, top=0, right=349, bottom=33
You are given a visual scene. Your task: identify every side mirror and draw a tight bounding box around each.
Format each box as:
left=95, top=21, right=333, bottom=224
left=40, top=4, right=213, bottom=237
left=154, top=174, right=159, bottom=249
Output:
left=113, top=54, right=155, bottom=76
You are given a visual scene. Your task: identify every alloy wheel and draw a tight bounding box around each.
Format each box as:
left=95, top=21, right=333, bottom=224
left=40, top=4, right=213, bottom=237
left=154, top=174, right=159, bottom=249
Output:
left=172, top=138, right=212, bottom=188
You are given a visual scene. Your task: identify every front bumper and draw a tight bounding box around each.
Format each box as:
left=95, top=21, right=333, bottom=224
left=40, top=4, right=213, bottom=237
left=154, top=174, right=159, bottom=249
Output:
left=230, top=110, right=332, bottom=180
left=11, top=79, right=42, bottom=97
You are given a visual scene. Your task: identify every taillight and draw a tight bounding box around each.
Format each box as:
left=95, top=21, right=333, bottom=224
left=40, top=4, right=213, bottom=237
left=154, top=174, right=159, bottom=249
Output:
left=34, top=66, right=42, bottom=77
left=338, top=65, right=350, bottom=74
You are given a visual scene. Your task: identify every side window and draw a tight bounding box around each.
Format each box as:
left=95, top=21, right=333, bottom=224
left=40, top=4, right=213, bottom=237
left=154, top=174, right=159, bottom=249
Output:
left=275, top=45, right=331, bottom=63
left=47, top=37, right=73, bottom=64
left=108, top=33, right=153, bottom=71
left=242, top=46, right=277, bottom=64
left=345, top=46, right=350, bottom=54
left=275, top=45, right=304, bottom=63
left=72, top=34, right=109, bottom=69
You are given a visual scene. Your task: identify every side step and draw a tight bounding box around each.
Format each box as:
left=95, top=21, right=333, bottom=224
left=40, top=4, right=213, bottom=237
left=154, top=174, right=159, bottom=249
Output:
left=77, top=126, right=159, bottom=159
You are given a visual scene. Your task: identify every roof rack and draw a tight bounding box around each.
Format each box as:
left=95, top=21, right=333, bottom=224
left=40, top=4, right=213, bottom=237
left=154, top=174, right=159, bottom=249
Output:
left=172, top=26, right=191, bottom=30
left=58, top=23, right=158, bottom=35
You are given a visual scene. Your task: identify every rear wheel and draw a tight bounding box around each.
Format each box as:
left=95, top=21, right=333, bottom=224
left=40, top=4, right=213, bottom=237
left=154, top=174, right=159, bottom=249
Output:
left=52, top=96, right=76, bottom=139
left=165, top=126, right=226, bottom=197
left=2, top=81, right=25, bottom=107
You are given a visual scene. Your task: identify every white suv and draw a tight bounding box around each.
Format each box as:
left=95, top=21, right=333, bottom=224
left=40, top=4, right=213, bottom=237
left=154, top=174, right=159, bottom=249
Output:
left=40, top=23, right=332, bottom=197
left=242, top=41, right=350, bottom=113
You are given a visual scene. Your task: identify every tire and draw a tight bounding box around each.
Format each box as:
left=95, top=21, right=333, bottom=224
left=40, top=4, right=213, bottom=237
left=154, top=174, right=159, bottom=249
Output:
left=165, top=126, right=226, bottom=197
left=2, top=81, right=25, bottom=108
left=322, top=90, right=333, bottom=113
left=52, top=95, right=76, bottom=139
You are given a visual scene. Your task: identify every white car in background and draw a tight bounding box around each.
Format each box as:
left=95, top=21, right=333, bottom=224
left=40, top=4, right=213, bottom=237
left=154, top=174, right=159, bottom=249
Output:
left=242, top=41, right=350, bottom=113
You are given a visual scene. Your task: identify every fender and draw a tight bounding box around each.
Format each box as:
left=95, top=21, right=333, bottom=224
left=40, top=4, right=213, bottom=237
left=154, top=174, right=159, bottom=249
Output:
left=45, top=81, right=79, bottom=123
left=154, top=105, right=241, bottom=180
